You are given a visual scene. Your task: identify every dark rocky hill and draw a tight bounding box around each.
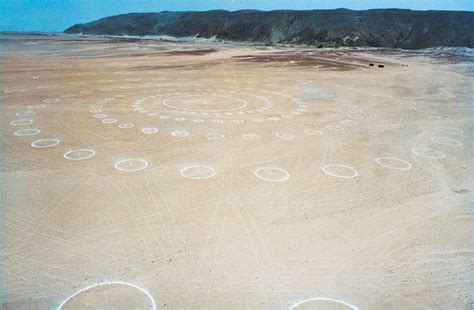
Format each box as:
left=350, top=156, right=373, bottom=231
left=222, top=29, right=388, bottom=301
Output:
left=64, top=9, right=474, bottom=49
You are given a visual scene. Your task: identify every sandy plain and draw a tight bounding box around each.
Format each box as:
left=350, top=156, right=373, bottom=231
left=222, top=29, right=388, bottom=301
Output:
left=0, top=33, right=473, bottom=310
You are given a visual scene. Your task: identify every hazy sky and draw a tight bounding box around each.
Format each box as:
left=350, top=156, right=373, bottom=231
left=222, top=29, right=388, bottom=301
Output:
left=1, top=0, right=473, bottom=32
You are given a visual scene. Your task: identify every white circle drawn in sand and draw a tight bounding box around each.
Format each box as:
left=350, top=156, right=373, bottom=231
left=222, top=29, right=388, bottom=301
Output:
left=411, top=148, right=446, bottom=159
left=119, top=123, right=134, bottom=129
left=322, top=164, right=358, bottom=179
left=290, top=297, right=359, bottom=310
left=275, top=132, right=294, bottom=139
left=304, top=129, right=322, bottom=136
left=428, top=116, right=453, bottom=123
left=180, top=165, right=216, bottom=179
left=242, top=134, right=260, bottom=141
left=43, top=98, right=59, bottom=103
left=206, top=133, right=225, bottom=140
left=64, top=149, right=96, bottom=161
left=341, top=119, right=358, bottom=125
left=16, top=111, right=36, bottom=117
left=163, top=94, right=248, bottom=112
left=430, top=137, right=462, bottom=147
left=14, top=129, right=41, bottom=136
left=56, top=281, right=157, bottom=310
left=28, top=104, right=46, bottom=109
left=141, top=127, right=159, bottom=134
left=254, top=167, right=290, bottom=182
left=171, top=130, right=189, bottom=138
left=115, top=159, right=149, bottom=172
left=326, top=125, right=344, bottom=132
left=31, top=139, right=60, bottom=148
left=434, top=126, right=463, bottom=135
left=375, top=157, right=412, bottom=171
left=102, top=119, right=117, bottom=124
left=10, top=119, right=33, bottom=126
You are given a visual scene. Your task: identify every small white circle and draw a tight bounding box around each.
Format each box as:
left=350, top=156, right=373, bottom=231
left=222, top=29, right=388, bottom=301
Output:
left=102, top=119, right=117, bottom=124
left=115, top=159, right=149, bottom=172
left=64, top=149, right=96, bottom=160
left=254, top=167, right=290, bottom=182
left=304, top=129, right=322, bottom=136
left=275, top=132, right=294, bottom=139
left=322, top=164, right=358, bottom=179
left=119, top=123, right=134, bottom=129
left=43, top=98, right=59, bottom=103
left=434, top=126, right=463, bottom=135
left=10, top=119, right=33, bottom=126
left=430, top=137, right=462, bottom=146
left=375, top=157, right=412, bottom=171
left=141, top=127, right=159, bottom=134
left=341, top=119, right=357, bottom=125
left=16, top=111, right=36, bottom=117
left=411, top=148, right=446, bottom=159
left=180, top=165, right=216, bottom=179
left=31, top=139, right=60, bottom=148
left=242, top=134, right=260, bottom=141
left=171, top=130, right=189, bottom=137
left=93, top=114, right=107, bottom=119
left=14, top=129, right=41, bottom=136
left=326, top=125, right=344, bottom=131
left=28, top=104, right=46, bottom=109
left=428, top=116, right=453, bottom=122
left=348, top=114, right=364, bottom=120
left=207, top=133, right=225, bottom=140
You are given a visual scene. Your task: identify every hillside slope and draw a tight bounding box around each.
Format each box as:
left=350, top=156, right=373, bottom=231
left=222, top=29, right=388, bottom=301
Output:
left=64, top=9, right=474, bottom=49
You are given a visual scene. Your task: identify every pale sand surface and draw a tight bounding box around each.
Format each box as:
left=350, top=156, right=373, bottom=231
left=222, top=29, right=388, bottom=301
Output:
left=1, top=34, right=472, bottom=309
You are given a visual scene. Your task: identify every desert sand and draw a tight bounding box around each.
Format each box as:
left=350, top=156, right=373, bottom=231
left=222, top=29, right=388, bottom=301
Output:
left=0, top=34, right=472, bottom=309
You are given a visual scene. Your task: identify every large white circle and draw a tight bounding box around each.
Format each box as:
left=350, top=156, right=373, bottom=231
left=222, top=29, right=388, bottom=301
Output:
left=254, top=167, right=290, bottom=182
left=375, top=157, right=412, bottom=171
left=180, top=165, right=216, bottom=179
left=64, top=149, right=96, bottom=161
left=10, top=119, right=33, bottom=126
left=56, top=281, right=157, bottom=310
left=115, top=159, right=149, bottom=172
left=290, top=297, right=359, bottom=310
left=430, top=137, right=462, bottom=146
left=411, top=148, right=446, bottom=159
left=163, top=94, right=248, bottom=112
left=31, top=139, right=61, bottom=148
left=322, top=164, right=358, bottom=179
left=14, top=129, right=40, bottom=136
